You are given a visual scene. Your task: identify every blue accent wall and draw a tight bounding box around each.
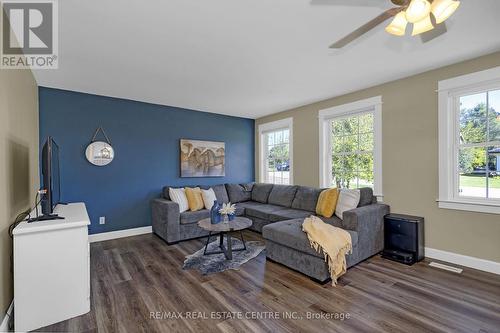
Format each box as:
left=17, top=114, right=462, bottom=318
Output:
left=39, top=87, right=255, bottom=234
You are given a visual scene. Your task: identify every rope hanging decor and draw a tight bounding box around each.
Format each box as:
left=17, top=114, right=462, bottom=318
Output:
left=90, top=126, right=112, bottom=145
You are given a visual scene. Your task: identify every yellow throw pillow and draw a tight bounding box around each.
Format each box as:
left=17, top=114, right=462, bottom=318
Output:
left=184, top=187, right=205, bottom=211
left=316, top=188, right=339, bottom=218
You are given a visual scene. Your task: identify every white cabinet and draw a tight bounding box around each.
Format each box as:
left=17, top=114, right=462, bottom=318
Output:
left=13, top=202, right=91, bottom=332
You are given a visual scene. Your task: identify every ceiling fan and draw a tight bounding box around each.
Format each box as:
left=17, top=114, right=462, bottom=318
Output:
left=329, top=0, right=461, bottom=48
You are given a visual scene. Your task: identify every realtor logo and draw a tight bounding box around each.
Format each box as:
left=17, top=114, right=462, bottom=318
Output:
left=1, top=0, right=58, bottom=69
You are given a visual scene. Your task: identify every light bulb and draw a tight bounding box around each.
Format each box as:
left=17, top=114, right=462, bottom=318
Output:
left=385, top=12, right=408, bottom=36
left=431, top=0, right=460, bottom=24
left=412, top=15, right=434, bottom=36
left=405, top=0, right=432, bottom=23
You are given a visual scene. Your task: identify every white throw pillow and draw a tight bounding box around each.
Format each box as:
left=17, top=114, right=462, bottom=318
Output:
left=201, top=188, right=217, bottom=210
left=335, top=189, right=361, bottom=220
left=169, top=187, right=189, bottom=213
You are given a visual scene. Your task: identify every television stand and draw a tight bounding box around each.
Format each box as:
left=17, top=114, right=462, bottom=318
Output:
left=27, top=214, right=65, bottom=223
left=13, top=202, right=90, bottom=332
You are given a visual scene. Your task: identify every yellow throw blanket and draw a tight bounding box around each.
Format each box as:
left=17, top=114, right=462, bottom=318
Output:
left=302, top=215, right=352, bottom=286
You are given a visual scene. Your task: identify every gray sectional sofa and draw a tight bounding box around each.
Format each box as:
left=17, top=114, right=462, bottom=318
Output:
left=151, top=183, right=389, bottom=282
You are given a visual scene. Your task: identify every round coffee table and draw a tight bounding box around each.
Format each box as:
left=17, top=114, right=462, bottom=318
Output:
left=198, top=217, right=252, bottom=260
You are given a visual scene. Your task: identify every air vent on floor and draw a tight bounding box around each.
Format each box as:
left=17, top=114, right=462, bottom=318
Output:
left=429, top=262, right=463, bottom=273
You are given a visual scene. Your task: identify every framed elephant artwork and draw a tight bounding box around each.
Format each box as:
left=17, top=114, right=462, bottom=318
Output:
left=180, top=139, right=225, bottom=177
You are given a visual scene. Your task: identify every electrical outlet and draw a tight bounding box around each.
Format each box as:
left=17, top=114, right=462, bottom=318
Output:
left=99, top=216, right=106, bottom=225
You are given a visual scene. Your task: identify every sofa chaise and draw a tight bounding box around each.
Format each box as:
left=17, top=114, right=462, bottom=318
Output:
left=151, top=183, right=389, bottom=282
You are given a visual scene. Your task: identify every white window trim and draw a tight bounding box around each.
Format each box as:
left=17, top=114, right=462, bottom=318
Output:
left=318, top=96, right=383, bottom=198
left=258, top=117, right=293, bottom=184
left=438, top=65, right=500, bottom=214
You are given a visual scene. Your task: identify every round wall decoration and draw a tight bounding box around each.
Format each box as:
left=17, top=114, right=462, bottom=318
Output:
left=86, top=127, right=115, bottom=166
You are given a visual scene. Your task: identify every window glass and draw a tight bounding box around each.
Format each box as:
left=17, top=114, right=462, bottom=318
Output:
left=459, top=93, right=487, bottom=144
left=264, top=128, right=290, bottom=185
left=459, top=147, right=487, bottom=198
left=489, top=90, right=500, bottom=142
left=457, top=90, right=500, bottom=199
left=330, top=113, right=374, bottom=189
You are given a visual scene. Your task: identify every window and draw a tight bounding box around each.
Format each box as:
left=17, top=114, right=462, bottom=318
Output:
left=458, top=90, right=500, bottom=199
left=438, top=66, right=500, bottom=214
left=331, top=112, right=374, bottom=189
left=319, top=96, right=382, bottom=197
left=258, top=118, right=293, bottom=184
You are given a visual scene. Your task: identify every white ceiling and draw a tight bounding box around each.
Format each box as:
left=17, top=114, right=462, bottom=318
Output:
left=34, top=0, right=500, bottom=119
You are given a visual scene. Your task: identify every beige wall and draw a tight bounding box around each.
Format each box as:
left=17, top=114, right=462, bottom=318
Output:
left=0, top=68, right=39, bottom=314
left=256, top=51, right=500, bottom=263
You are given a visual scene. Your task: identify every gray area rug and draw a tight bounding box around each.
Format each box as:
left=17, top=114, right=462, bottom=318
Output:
left=183, top=238, right=265, bottom=275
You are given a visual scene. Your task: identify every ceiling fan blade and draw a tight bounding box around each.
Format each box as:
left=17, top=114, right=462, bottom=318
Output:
left=329, top=7, right=403, bottom=49
left=311, top=0, right=388, bottom=7
left=420, top=22, right=447, bottom=43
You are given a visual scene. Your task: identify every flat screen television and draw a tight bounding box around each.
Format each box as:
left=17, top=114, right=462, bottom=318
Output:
left=28, top=137, right=64, bottom=222
left=41, top=136, right=61, bottom=215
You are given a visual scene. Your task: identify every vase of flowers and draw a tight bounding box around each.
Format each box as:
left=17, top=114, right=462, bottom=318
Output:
left=210, top=200, right=221, bottom=224
left=219, top=203, right=236, bottom=223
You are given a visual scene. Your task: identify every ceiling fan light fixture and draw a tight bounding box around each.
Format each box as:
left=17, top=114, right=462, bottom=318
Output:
left=431, top=0, right=460, bottom=24
left=405, top=0, right=431, bottom=23
left=412, top=15, right=434, bottom=36
left=385, top=12, right=408, bottom=36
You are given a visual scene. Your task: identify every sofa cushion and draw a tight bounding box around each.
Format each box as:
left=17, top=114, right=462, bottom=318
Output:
left=251, top=183, right=274, bottom=203
left=169, top=188, right=189, bottom=213
left=201, top=188, right=217, bottom=210
left=245, top=204, right=284, bottom=220
left=185, top=187, right=204, bottom=211
left=232, top=201, right=266, bottom=216
left=317, top=215, right=343, bottom=228
left=358, top=187, right=374, bottom=207
left=226, top=183, right=254, bottom=203
left=268, top=208, right=312, bottom=222
left=262, top=219, right=358, bottom=259
left=180, top=209, right=210, bottom=225
left=163, top=185, right=188, bottom=200
left=315, top=188, right=339, bottom=218
left=335, top=189, right=361, bottom=219
left=162, top=186, right=171, bottom=200
left=291, top=186, right=322, bottom=212
left=236, top=201, right=268, bottom=209
left=234, top=205, right=245, bottom=216
left=268, top=185, right=298, bottom=208
left=199, top=184, right=229, bottom=204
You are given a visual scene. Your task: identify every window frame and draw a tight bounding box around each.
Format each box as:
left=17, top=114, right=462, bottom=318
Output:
left=318, top=96, right=383, bottom=198
left=438, top=66, right=500, bottom=214
left=258, top=117, right=293, bottom=185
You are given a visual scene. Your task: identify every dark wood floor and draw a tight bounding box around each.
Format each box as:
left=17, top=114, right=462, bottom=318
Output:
left=38, top=231, right=500, bottom=333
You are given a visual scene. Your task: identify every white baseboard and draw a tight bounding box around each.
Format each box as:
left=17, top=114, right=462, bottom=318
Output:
left=425, top=247, right=500, bottom=275
left=89, top=226, right=152, bottom=243
left=0, top=300, right=13, bottom=332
